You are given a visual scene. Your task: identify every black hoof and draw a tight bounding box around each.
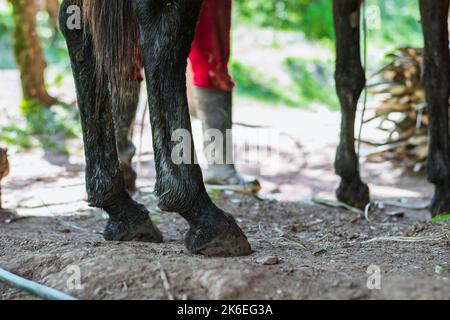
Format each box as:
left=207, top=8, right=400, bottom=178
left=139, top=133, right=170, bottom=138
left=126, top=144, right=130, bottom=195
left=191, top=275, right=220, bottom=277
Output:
left=103, top=197, right=163, bottom=243
left=430, top=187, right=450, bottom=217
left=336, top=178, right=370, bottom=209
left=183, top=199, right=252, bottom=257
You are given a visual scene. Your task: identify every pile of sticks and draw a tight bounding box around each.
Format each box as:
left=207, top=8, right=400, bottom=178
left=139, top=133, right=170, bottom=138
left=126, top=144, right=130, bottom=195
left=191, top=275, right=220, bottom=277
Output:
left=364, top=47, right=450, bottom=171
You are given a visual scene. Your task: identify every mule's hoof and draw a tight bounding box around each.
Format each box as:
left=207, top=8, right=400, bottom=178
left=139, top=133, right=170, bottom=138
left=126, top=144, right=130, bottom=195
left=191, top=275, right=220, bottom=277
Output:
left=104, top=214, right=163, bottom=243
left=185, top=214, right=252, bottom=257
left=104, top=199, right=163, bottom=243
left=336, top=179, right=370, bottom=209
left=430, top=189, right=450, bottom=217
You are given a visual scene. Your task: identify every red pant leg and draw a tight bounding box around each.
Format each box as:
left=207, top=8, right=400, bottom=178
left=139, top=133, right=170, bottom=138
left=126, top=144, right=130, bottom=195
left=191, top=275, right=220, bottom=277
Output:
left=189, top=0, right=234, bottom=92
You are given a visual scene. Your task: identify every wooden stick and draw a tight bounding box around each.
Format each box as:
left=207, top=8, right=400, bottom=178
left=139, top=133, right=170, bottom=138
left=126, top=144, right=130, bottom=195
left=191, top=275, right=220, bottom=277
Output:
left=311, top=197, right=363, bottom=214
left=158, top=262, right=174, bottom=301
left=0, top=268, right=77, bottom=300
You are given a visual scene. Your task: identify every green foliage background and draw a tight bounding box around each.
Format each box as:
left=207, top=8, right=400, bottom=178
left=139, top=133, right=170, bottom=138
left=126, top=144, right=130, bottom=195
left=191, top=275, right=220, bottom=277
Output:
left=234, top=0, right=334, bottom=40
left=234, top=0, right=422, bottom=46
left=0, top=0, right=424, bottom=69
left=231, top=0, right=423, bottom=109
left=0, top=0, right=425, bottom=150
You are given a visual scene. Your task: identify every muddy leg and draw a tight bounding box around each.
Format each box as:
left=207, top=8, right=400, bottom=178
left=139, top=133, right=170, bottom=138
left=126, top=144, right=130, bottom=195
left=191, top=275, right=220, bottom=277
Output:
left=419, top=0, right=450, bottom=216
left=112, top=81, right=140, bottom=193
left=59, top=0, right=162, bottom=242
left=332, top=0, right=370, bottom=209
left=133, top=0, right=251, bottom=256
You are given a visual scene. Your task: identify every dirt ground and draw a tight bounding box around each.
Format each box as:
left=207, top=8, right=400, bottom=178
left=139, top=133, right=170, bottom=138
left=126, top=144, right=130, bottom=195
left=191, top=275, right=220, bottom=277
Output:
left=1, top=182, right=449, bottom=300
left=1, top=69, right=450, bottom=300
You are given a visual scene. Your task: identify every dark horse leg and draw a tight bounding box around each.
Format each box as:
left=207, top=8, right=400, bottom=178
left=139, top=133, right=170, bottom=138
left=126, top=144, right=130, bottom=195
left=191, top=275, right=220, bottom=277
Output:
left=59, top=0, right=162, bottom=242
left=112, top=81, right=140, bottom=192
left=132, top=0, right=252, bottom=256
left=332, top=0, right=370, bottom=209
left=419, top=0, right=450, bottom=216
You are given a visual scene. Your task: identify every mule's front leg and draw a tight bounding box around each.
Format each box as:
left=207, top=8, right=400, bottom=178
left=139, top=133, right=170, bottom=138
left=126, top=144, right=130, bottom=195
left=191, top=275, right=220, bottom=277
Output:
left=134, top=0, right=251, bottom=256
left=60, top=0, right=162, bottom=242
left=332, top=0, right=370, bottom=209
left=419, top=0, right=450, bottom=216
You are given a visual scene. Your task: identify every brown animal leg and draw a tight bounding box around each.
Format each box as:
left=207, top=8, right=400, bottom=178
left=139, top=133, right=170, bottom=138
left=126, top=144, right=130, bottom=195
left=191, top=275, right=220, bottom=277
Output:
left=332, top=0, right=370, bottom=209
left=420, top=0, right=450, bottom=216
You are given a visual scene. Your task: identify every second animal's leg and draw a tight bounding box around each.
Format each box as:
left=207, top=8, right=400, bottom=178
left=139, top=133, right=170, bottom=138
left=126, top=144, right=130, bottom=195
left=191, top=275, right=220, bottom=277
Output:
left=332, top=0, right=370, bottom=209
left=60, top=0, right=162, bottom=242
left=134, top=0, right=252, bottom=256
left=419, top=0, right=450, bottom=216
left=113, top=81, right=141, bottom=192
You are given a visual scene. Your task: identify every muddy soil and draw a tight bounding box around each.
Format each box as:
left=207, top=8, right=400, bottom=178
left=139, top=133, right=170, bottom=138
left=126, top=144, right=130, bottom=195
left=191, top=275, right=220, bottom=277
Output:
left=1, top=189, right=449, bottom=300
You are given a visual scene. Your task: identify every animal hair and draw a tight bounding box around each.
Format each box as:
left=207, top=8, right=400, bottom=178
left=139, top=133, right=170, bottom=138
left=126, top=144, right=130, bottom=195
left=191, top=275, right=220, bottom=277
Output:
left=77, top=0, right=141, bottom=103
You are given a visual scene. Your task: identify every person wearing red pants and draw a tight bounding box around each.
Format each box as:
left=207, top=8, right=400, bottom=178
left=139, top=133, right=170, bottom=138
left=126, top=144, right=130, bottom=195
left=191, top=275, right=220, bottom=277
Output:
left=115, top=0, right=259, bottom=191
left=189, top=0, right=259, bottom=189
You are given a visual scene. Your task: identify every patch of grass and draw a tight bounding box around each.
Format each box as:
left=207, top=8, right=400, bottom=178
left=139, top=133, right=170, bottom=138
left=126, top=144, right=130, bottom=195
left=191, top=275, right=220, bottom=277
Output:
left=231, top=58, right=339, bottom=110
left=435, top=265, right=447, bottom=276
left=208, top=189, right=223, bottom=202
left=230, top=61, right=297, bottom=107
left=0, top=99, right=81, bottom=153
left=0, top=124, right=33, bottom=149
left=21, top=100, right=78, bottom=138
left=432, top=214, right=450, bottom=224
left=284, top=57, right=339, bottom=110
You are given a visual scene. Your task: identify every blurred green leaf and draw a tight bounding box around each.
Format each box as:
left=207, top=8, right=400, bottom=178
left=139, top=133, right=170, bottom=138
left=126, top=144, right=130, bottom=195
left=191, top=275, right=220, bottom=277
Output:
left=435, top=265, right=446, bottom=276
left=432, top=214, right=450, bottom=224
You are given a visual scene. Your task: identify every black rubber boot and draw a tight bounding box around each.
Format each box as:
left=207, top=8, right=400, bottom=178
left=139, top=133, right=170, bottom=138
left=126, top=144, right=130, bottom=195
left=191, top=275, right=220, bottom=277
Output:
left=195, top=87, right=261, bottom=193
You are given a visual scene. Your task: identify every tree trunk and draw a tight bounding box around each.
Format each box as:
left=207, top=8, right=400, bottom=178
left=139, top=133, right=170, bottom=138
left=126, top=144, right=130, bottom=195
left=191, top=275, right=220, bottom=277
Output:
left=9, top=0, right=56, bottom=107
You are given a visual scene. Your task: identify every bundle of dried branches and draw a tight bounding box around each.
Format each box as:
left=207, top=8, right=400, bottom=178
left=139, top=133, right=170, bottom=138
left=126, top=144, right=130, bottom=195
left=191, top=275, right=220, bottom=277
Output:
left=364, top=47, right=450, bottom=171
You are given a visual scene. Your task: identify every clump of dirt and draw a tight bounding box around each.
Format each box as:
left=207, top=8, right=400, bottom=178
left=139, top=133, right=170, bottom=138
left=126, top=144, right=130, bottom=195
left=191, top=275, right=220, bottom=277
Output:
left=1, top=191, right=449, bottom=300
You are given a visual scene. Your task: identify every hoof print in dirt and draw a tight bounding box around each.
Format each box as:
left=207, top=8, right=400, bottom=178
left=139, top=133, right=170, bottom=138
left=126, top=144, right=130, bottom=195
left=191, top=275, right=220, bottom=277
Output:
left=186, top=214, right=252, bottom=257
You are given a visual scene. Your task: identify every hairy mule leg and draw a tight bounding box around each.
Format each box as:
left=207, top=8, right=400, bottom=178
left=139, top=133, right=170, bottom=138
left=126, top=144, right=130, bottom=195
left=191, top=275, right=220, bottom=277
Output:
left=419, top=0, right=450, bottom=216
left=59, top=0, right=162, bottom=242
left=332, top=0, right=370, bottom=209
left=112, top=81, right=141, bottom=192
left=133, top=0, right=251, bottom=256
